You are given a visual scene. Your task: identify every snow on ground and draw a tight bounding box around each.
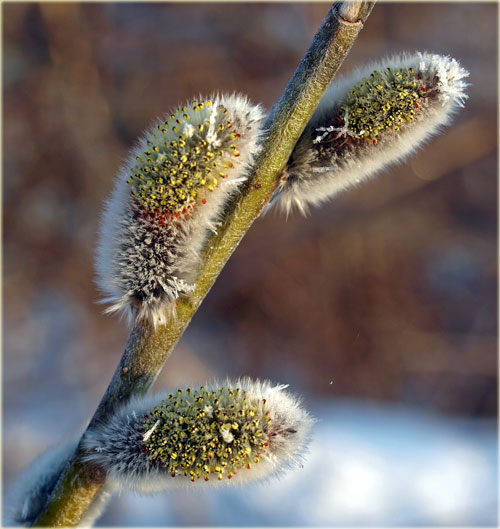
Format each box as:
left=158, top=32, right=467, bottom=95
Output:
left=97, top=399, right=497, bottom=527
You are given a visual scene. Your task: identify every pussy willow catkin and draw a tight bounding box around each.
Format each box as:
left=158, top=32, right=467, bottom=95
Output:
left=97, top=94, right=264, bottom=326
left=82, top=379, right=312, bottom=492
left=6, top=440, right=114, bottom=527
left=6, top=441, right=77, bottom=526
left=273, top=53, right=469, bottom=215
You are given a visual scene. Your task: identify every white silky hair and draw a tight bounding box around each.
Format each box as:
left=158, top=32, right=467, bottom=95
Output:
left=82, top=378, right=313, bottom=493
left=5, top=439, right=115, bottom=527
left=270, top=52, right=469, bottom=216
left=96, top=94, right=265, bottom=327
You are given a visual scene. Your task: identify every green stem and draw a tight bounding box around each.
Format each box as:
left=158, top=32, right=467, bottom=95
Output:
left=33, top=2, right=374, bottom=526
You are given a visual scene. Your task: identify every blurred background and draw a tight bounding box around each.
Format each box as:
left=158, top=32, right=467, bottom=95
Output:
left=3, top=2, right=497, bottom=526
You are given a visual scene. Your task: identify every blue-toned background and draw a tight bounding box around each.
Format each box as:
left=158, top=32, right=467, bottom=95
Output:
left=3, top=3, right=497, bottom=526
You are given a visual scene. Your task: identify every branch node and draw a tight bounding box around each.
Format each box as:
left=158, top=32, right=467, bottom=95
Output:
left=334, top=1, right=367, bottom=25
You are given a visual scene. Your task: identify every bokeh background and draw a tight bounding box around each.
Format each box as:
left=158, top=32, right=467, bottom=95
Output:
left=3, top=2, right=497, bottom=526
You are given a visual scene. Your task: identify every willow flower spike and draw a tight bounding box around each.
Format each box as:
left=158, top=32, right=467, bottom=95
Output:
left=97, top=94, right=264, bottom=326
left=6, top=440, right=115, bottom=527
left=82, top=379, right=313, bottom=492
left=273, top=53, right=469, bottom=215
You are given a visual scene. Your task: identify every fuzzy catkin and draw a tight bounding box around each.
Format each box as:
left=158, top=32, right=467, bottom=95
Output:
left=82, top=379, right=313, bottom=492
left=97, top=94, right=264, bottom=326
left=272, top=53, right=469, bottom=215
left=5, top=440, right=114, bottom=527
